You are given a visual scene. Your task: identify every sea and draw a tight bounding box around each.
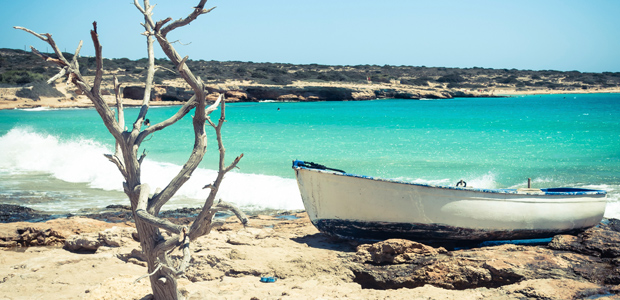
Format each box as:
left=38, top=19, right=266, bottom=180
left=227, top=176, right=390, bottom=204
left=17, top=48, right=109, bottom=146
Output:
left=1, top=94, right=619, bottom=218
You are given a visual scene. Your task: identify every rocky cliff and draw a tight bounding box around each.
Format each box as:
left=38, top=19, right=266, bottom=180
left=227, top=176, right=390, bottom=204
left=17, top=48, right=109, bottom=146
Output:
left=121, top=84, right=484, bottom=102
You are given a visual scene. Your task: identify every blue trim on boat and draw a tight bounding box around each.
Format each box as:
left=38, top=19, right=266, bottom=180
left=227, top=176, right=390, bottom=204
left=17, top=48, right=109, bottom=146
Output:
left=292, top=160, right=607, bottom=196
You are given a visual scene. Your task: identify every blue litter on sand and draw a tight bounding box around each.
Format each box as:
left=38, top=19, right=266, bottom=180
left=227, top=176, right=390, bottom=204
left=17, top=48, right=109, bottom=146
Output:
left=260, top=277, right=277, bottom=283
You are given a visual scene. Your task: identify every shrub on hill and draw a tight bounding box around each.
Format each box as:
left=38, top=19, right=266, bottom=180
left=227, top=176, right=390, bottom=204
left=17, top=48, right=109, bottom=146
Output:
left=436, top=74, right=465, bottom=83
left=294, top=70, right=319, bottom=80
left=3, top=48, right=620, bottom=90
left=401, top=77, right=433, bottom=86
left=0, top=70, right=46, bottom=85
left=271, top=75, right=293, bottom=85
left=369, top=74, right=392, bottom=83
left=318, top=71, right=350, bottom=82
left=251, top=70, right=268, bottom=79
left=497, top=75, right=520, bottom=84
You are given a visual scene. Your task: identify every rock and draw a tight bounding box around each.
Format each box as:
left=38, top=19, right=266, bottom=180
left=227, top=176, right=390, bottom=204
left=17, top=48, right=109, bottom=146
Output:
left=351, top=90, right=375, bottom=100
left=277, top=94, right=306, bottom=101
left=98, top=227, right=137, bottom=247
left=65, top=226, right=137, bottom=252
left=347, top=243, right=584, bottom=290
left=226, top=228, right=272, bottom=246
left=229, top=249, right=247, bottom=260
left=345, top=220, right=620, bottom=291
left=224, top=90, right=248, bottom=101
left=501, top=279, right=606, bottom=300
left=206, top=92, right=221, bottom=101
left=549, top=219, right=620, bottom=258
left=0, top=216, right=135, bottom=250
left=122, top=86, right=145, bottom=100
left=117, top=83, right=496, bottom=103
left=65, top=233, right=101, bottom=251
left=419, top=90, right=450, bottom=99
left=0, top=216, right=124, bottom=247
left=245, top=87, right=281, bottom=100
left=154, top=85, right=194, bottom=101
left=353, top=239, right=447, bottom=264
left=227, top=234, right=257, bottom=246
left=0, top=204, right=57, bottom=223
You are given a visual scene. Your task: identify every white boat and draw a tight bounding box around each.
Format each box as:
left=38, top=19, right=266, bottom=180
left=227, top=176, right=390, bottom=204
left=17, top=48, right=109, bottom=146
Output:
left=292, top=160, right=607, bottom=241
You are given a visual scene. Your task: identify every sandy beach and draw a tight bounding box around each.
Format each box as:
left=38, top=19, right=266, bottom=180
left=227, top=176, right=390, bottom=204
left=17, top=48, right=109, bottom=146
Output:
left=1, top=206, right=620, bottom=300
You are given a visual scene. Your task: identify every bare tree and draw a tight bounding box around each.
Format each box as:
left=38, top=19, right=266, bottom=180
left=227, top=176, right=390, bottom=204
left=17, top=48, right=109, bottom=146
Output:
left=16, top=1, right=246, bottom=299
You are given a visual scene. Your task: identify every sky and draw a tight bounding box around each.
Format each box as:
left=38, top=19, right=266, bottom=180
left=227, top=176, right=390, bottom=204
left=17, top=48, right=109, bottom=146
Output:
left=1, top=0, right=620, bottom=73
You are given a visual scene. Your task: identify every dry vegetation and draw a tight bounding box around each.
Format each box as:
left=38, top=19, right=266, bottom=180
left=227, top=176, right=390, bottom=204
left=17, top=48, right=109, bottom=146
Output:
left=2, top=47, right=620, bottom=102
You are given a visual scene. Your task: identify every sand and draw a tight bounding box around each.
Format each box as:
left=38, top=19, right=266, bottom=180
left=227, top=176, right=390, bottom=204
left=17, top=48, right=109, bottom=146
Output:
left=2, top=213, right=619, bottom=300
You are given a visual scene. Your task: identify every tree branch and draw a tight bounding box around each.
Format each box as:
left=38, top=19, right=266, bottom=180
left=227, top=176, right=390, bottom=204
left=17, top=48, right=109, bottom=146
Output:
left=206, top=93, right=223, bottom=115
left=134, top=184, right=185, bottom=234
left=188, top=200, right=247, bottom=241
left=189, top=97, right=245, bottom=240
left=136, top=209, right=185, bottom=235
left=134, top=0, right=156, bottom=30
left=16, top=26, right=125, bottom=144
left=132, top=0, right=158, bottom=135
left=160, top=0, right=213, bottom=37
left=47, top=67, right=67, bottom=84
left=29, top=46, right=65, bottom=67
left=135, top=95, right=197, bottom=145
left=90, top=22, right=103, bottom=96
left=135, top=183, right=151, bottom=211
left=114, top=76, right=125, bottom=130
left=175, top=231, right=191, bottom=275
left=13, top=26, right=48, bottom=42
left=213, top=201, right=248, bottom=226
left=70, top=40, right=83, bottom=75
left=145, top=0, right=218, bottom=214
left=188, top=208, right=218, bottom=241
left=104, top=154, right=128, bottom=179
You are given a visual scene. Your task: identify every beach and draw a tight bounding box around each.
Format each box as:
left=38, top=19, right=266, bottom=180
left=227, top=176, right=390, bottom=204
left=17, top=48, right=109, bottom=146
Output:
left=2, top=88, right=620, bottom=299
left=2, top=206, right=620, bottom=300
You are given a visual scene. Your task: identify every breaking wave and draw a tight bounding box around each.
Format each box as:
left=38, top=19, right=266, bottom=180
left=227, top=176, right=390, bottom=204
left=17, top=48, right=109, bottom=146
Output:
left=0, top=127, right=303, bottom=212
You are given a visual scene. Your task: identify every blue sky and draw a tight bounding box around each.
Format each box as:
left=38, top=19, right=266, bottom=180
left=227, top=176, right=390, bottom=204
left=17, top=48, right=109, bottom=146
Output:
left=1, top=0, right=619, bottom=72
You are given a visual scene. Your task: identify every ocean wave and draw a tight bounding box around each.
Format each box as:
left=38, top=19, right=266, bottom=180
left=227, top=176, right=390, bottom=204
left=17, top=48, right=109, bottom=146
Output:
left=1, top=127, right=618, bottom=217
left=0, top=127, right=303, bottom=211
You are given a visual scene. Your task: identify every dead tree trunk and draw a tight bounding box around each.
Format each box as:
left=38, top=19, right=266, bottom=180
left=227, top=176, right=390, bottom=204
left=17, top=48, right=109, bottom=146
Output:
left=16, top=1, right=245, bottom=299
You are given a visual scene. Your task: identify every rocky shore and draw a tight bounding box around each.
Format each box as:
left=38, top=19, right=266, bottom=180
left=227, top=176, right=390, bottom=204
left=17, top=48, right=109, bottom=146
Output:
left=3, top=80, right=619, bottom=111
left=2, top=205, right=620, bottom=299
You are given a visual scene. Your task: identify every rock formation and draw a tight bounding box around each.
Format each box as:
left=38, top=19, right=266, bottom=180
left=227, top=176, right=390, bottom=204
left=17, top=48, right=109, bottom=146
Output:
left=119, top=84, right=486, bottom=103
left=346, top=219, right=620, bottom=295
left=3, top=206, right=620, bottom=299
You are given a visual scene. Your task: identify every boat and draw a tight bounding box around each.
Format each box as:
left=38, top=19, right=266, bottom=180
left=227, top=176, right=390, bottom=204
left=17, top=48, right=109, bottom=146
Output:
left=292, top=160, right=607, bottom=242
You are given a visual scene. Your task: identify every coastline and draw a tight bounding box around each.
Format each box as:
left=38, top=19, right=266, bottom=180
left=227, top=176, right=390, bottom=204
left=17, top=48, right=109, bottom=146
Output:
left=2, top=205, right=620, bottom=299
left=3, top=75, right=620, bottom=298
left=1, top=81, right=619, bottom=111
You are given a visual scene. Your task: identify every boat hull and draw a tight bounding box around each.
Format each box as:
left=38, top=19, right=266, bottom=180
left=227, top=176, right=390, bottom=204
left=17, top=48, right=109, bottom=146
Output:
left=293, top=161, right=607, bottom=241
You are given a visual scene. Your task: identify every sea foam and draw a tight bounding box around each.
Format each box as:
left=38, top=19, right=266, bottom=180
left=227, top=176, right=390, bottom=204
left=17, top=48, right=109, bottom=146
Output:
left=0, top=127, right=303, bottom=211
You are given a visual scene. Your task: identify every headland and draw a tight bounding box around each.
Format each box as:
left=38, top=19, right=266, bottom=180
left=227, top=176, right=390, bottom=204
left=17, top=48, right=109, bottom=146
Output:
left=1, top=48, right=619, bottom=110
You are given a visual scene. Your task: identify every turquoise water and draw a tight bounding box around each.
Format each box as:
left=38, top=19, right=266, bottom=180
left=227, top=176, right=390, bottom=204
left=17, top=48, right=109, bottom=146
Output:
left=1, top=94, right=619, bottom=215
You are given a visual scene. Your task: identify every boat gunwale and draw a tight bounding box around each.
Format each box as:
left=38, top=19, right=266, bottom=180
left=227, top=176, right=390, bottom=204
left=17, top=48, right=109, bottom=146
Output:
left=292, top=160, right=607, bottom=196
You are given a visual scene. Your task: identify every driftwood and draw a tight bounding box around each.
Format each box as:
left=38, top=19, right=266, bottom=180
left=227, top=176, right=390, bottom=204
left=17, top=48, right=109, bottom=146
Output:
left=16, top=1, right=245, bottom=299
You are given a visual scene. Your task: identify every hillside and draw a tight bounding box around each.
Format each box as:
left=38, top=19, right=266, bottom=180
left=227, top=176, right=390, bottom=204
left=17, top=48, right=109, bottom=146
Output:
left=2, top=47, right=620, bottom=106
